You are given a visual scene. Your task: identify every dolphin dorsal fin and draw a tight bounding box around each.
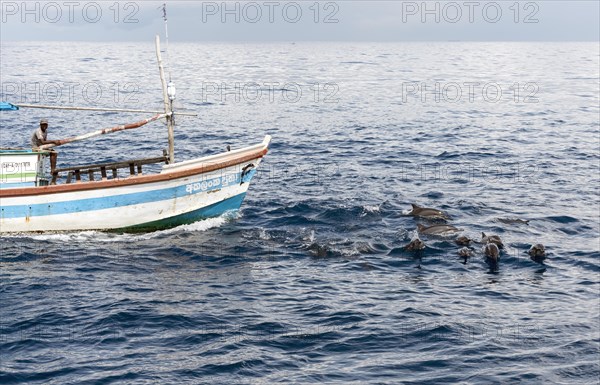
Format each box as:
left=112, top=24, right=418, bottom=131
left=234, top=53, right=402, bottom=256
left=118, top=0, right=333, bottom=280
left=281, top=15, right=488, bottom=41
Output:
left=481, top=232, right=486, bottom=238
left=411, top=203, right=420, bottom=209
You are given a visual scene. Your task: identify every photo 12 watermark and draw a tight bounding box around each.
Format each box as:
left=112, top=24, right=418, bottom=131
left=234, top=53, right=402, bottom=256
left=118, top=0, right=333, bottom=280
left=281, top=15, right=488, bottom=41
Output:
left=253, top=162, right=342, bottom=192
left=0, top=1, right=141, bottom=24
left=200, top=81, right=340, bottom=104
left=1, top=81, right=141, bottom=106
left=399, top=320, right=542, bottom=344
left=398, top=162, right=540, bottom=185
left=399, top=1, right=539, bottom=24
left=199, top=1, right=340, bottom=24
left=401, top=82, right=539, bottom=104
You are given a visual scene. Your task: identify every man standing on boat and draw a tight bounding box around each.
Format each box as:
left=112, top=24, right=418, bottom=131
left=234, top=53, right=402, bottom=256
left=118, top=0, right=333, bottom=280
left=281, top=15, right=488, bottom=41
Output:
left=31, top=118, right=59, bottom=171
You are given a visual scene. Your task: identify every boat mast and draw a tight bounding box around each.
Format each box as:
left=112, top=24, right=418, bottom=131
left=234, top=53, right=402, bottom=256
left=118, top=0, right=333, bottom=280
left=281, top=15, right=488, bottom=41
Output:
left=155, top=35, right=174, bottom=164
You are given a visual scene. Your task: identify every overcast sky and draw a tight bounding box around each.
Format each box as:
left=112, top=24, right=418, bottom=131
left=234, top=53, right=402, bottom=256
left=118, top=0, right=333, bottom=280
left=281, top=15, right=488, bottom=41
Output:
left=0, top=1, right=598, bottom=41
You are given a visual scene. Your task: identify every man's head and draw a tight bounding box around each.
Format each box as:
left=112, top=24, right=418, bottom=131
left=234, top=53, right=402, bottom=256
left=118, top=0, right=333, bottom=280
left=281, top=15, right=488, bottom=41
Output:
left=40, top=118, right=48, bottom=131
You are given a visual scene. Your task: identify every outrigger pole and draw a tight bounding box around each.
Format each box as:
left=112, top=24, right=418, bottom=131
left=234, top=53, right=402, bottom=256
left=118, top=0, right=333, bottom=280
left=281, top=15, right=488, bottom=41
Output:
left=38, top=113, right=169, bottom=150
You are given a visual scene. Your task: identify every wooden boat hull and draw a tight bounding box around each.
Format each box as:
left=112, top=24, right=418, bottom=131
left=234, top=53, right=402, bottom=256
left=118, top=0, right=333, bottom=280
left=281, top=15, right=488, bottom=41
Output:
left=0, top=136, right=270, bottom=233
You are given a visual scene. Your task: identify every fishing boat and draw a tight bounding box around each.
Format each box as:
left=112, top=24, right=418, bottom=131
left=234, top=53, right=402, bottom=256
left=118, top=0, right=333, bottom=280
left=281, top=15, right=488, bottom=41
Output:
left=0, top=34, right=271, bottom=233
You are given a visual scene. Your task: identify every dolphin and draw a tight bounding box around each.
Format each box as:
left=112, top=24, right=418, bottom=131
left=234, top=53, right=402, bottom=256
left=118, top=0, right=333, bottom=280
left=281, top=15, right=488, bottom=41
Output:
left=528, top=244, right=546, bottom=262
left=458, top=247, right=472, bottom=258
left=484, top=243, right=499, bottom=262
left=455, top=235, right=472, bottom=246
left=404, top=238, right=426, bottom=251
left=480, top=232, right=505, bottom=249
left=417, top=223, right=462, bottom=236
left=408, top=204, right=449, bottom=220
left=497, top=218, right=529, bottom=225
left=307, top=243, right=331, bottom=258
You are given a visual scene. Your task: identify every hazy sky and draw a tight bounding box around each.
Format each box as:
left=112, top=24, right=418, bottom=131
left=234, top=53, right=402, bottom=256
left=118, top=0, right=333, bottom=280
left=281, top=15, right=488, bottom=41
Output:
left=0, top=1, right=598, bottom=41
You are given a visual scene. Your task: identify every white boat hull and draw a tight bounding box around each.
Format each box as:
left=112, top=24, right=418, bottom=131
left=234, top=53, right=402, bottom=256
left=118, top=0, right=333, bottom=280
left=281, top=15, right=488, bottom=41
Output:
left=0, top=136, right=270, bottom=233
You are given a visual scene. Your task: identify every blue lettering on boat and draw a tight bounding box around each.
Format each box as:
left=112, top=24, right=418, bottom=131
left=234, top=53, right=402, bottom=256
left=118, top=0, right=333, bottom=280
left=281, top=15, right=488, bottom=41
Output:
left=2, top=172, right=245, bottom=219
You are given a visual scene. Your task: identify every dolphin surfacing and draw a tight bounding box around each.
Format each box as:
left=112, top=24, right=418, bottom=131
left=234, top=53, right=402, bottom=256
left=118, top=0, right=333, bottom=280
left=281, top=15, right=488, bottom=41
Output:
left=481, top=232, right=505, bottom=249
left=455, top=235, right=472, bottom=246
left=404, top=238, right=426, bottom=251
left=408, top=204, right=449, bottom=220
left=417, top=223, right=462, bottom=236
left=528, top=243, right=546, bottom=262
left=497, top=217, right=530, bottom=225
left=483, top=243, right=500, bottom=261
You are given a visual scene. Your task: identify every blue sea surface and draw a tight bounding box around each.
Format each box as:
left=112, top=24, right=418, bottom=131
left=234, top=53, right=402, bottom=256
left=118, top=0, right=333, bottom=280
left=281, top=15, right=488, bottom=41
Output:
left=1, top=42, right=599, bottom=384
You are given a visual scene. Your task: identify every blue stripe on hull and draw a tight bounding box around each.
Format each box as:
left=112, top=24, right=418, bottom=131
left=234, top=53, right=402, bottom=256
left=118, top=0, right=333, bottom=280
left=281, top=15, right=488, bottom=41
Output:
left=0, top=182, right=36, bottom=189
left=119, top=192, right=247, bottom=232
left=0, top=172, right=247, bottom=219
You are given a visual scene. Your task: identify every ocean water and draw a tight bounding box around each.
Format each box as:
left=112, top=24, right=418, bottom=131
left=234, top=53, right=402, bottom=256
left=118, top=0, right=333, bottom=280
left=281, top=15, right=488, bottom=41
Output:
left=1, top=41, right=599, bottom=384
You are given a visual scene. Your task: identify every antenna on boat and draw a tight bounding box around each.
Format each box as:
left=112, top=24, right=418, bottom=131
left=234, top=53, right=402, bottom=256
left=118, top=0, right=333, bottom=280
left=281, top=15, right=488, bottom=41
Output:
left=160, top=3, right=176, bottom=111
left=161, top=3, right=173, bottom=83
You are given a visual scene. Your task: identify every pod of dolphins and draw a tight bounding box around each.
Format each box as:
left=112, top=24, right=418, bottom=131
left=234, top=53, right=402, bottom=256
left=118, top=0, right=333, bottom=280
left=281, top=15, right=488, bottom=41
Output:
left=404, top=203, right=547, bottom=269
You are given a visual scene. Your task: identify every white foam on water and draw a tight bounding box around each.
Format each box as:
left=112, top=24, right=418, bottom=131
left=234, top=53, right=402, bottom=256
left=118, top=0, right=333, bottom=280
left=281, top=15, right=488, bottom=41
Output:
left=409, top=229, right=419, bottom=240
left=4, top=214, right=234, bottom=243
left=23, top=231, right=102, bottom=243
left=363, top=204, right=381, bottom=213
left=361, top=204, right=381, bottom=217
left=141, top=215, right=229, bottom=239
left=258, top=228, right=272, bottom=240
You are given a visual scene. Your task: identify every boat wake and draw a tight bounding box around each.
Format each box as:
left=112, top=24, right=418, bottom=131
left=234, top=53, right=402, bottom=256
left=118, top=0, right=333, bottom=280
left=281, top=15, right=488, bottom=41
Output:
left=2, top=213, right=236, bottom=243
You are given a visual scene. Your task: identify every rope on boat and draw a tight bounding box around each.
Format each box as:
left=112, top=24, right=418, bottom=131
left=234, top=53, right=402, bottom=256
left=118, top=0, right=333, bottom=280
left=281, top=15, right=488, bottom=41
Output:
left=14, top=104, right=196, bottom=116
left=16, top=104, right=164, bottom=114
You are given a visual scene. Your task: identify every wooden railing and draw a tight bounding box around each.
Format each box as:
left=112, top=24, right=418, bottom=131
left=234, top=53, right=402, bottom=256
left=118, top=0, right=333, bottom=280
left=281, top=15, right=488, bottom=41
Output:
left=51, top=151, right=169, bottom=185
